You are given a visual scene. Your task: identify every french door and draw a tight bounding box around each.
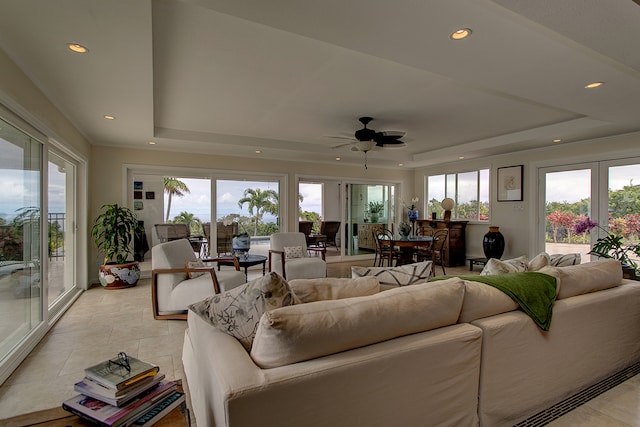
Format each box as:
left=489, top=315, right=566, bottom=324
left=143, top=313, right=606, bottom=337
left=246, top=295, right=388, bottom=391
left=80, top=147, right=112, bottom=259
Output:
left=538, top=158, right=640, bottom=264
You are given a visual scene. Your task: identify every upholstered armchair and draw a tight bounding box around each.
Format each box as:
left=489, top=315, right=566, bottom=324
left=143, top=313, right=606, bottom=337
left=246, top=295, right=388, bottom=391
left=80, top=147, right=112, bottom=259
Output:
left=151, top=239, right=246, bottom=320
left=269, top=232, right=327, bottom=280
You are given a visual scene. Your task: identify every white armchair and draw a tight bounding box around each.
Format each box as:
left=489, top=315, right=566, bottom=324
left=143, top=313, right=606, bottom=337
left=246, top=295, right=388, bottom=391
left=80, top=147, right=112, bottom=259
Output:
left=151, top=239, right=246, bottom=320
left=269, top=232, right=327, bottom=280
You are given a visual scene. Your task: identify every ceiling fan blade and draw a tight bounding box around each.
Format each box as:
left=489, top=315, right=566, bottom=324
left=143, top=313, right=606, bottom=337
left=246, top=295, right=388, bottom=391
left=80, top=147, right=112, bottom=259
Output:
left=379, top=130, right=405, bottom=138
left=332, top=142, right=355, bottom=149
left=327, top=135, right=356, bottom=141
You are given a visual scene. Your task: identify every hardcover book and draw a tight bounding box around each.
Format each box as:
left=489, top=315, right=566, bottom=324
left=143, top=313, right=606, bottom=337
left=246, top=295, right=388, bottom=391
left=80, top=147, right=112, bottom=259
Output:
left=84, top=355, right=160, bottom=391
left=74, top=373, right=166, bottom=407
left=62, top=381, right=177, bottom=427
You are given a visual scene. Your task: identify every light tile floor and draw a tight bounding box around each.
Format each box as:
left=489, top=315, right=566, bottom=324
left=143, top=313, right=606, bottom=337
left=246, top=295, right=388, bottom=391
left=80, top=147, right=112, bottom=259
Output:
left=1, top=260, right=639, bottom=426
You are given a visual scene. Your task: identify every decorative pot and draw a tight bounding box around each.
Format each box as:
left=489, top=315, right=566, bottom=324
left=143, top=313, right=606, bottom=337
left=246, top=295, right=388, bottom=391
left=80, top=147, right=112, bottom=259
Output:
left=232, top=235, right=251, bottom=253
left=99, top=261, right=140, bottom=289
left=407, top=209, right=419, bottom=222
left=370, top=213, right=379, bottom=223
left=483, top=226, right=505, bottom=259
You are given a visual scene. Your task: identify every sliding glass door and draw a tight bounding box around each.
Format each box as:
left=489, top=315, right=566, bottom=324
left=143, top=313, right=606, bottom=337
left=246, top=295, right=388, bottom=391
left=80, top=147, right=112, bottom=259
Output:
left=346, top=183, right=396, bottom=257
left=0, top=117, right=43, bottom=369
left=47, top=150, right=77, bottom=311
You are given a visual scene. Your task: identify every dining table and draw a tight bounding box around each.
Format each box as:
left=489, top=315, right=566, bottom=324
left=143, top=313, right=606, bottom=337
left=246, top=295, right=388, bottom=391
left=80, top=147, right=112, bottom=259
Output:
left=386, top=235, right=434, bottom=266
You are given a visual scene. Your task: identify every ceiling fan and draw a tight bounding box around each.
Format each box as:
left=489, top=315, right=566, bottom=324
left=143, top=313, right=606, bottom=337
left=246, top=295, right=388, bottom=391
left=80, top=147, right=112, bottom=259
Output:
left=331, top=117, right=406, bottom=152
left=330, top=117, right=406, bottom=169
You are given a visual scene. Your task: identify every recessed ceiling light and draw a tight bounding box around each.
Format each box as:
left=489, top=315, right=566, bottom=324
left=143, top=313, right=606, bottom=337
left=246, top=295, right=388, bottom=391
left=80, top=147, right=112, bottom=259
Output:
left=148, top=141, right=156, bottom=145
left=585, top=81, right=603, bottom=89
left=553, top=138, right=562, bottom=143
left=103, top=115, right=115, bottom=120
left=398, top=163, right=404, bottom=167
left=458, top=156, right=465, bottom=160
left=255, top=150, right=261, bottom=154
left=450, top=28, right=472, bottom=40
left=335, top=157, right=341, bottom=161
left=67, top=43, right=89, bottom=54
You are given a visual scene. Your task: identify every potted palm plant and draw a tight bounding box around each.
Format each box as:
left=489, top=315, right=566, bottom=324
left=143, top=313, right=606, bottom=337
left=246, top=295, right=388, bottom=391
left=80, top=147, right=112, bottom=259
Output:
left=91, top=203, right=143, bottom=289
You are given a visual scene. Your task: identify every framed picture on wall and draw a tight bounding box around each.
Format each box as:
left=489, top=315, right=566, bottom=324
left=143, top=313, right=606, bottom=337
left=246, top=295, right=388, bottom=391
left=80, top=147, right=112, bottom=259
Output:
left=145, top=191, right=155, bottom=200
left=497, top=165, right=523, bottom=201
left=134, top=191, right=143, bottom=200
left=134, top=201, right=143, bottom=210
left=134, top=181, right=143, bottom=190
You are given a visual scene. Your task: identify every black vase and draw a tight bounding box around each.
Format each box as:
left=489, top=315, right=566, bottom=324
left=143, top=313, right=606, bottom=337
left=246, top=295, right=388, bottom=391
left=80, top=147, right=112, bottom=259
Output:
left=483, top=226, right=505, bottom=259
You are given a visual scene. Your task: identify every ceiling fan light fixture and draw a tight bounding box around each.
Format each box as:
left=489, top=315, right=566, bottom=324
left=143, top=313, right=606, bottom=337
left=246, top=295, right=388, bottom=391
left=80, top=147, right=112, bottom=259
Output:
left=357, top=140, right=375, bottom=152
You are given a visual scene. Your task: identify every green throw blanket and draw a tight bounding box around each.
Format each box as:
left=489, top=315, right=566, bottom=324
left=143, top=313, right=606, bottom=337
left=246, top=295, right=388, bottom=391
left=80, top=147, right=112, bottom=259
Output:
left=432, top=272, right=557, bottom=330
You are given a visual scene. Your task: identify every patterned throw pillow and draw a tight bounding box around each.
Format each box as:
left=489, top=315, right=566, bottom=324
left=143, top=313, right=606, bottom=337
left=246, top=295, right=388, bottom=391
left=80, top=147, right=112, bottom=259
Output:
left=186, top=260, right=207, bottom=278
left=284, top=246, right=305, bottom=260
left=351, top=261, right=432, bottom=286
left=188, top=272, right=295, bottom=351
left=480, top=255, right=529, bottom=276
left=549, top=253, right=581, bottom=267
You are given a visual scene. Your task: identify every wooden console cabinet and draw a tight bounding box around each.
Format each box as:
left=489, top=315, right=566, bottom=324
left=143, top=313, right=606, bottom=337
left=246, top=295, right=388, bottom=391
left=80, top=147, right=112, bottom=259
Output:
left=357, top=223, right=385, bottom=251
left=415, top=219, right=468, bottom=267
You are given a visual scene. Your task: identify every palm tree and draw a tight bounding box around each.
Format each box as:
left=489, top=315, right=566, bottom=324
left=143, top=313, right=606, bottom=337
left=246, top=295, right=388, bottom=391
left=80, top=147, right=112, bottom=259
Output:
left=172, top=211, right=203, bottom=236
left=164, top=177, right=190, bottom=223
left=238, top=188, right=278, bottom=236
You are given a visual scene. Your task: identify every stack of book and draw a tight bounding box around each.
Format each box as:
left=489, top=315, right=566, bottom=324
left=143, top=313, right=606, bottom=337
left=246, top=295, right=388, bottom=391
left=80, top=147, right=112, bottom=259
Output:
left=62, top=354, right=186, bottom=427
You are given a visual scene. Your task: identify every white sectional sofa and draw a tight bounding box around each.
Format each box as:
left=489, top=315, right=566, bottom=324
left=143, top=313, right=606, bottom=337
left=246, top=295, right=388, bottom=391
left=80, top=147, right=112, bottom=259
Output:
left=182, top=259, right=640, bottom=427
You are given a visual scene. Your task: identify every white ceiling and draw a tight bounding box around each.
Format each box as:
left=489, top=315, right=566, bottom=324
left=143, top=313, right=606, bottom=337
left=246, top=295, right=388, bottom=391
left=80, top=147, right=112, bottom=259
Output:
left=1, top=0, right=639, bottom=169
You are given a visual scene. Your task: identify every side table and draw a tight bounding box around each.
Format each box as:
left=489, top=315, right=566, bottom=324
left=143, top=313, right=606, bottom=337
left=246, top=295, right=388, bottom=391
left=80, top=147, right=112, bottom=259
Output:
left=213, top=254, right=268, bottom=279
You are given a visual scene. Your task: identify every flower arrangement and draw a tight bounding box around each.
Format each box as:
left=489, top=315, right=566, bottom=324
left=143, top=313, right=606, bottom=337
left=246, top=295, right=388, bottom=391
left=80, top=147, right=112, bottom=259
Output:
left=574, top=217, right=640, bottom=272
left=221, top=214, right=249, bottom=237
left=403, top=197, right=419, bottom=211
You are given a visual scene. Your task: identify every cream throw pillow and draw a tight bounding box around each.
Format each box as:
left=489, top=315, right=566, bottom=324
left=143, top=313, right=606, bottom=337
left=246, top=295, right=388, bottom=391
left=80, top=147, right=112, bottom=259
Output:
left=480, top=256, right=529, bottom=275
left=351, top=261, right=432, bottom=286
left=186, top=260, right=207, bottom=279
left=188, top=272, right=295, bottom=351
left=528, top=252, right=551, bottom=271
left=283, top=246, right=305, bottom=260
left=250, top=277, right=465, bottom=368
left=288, top=277, right=380, bottom=303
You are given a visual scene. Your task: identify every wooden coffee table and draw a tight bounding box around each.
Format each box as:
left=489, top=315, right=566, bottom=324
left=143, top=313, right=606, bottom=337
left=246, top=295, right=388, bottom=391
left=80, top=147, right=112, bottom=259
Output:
left=0, top=405, right=189, bottom=427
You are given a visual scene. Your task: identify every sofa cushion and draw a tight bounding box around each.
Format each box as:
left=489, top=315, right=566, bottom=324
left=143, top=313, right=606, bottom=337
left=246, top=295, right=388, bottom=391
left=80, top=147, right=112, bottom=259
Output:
left=459, top=280, right=519, bottom=323
left=250, top=277, right=465, bottom=368
left=480, top=256, right=529, bottom=275
left=550, top=253, right=581, bottom=267
left=351, top=261, right=432, bottom=286
left=288, top=277, right=380, bottom=303
left=188, top=272, right=295, bottom=351
left=554, top=259, right=622, bottom=299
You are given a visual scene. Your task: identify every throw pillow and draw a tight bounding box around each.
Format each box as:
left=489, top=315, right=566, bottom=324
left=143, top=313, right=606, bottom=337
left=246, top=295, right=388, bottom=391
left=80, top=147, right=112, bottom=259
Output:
left=186, top=260, right=207, bottom=279
left=480, top=255, right=529, bottom=276
left=283, top=246, right=305, bottom=260
left=351, top=261, right=432, bottom=286
left=528, top=252, right=550, bottom=271
left=549, top=253, right=581, bottom=267
left=188, top=272, right=295, bottom=351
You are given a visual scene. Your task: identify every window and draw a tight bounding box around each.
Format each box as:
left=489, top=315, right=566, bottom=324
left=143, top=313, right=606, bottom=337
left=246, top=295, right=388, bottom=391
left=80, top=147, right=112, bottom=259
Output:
left=427, top=169, right=489, bottom=221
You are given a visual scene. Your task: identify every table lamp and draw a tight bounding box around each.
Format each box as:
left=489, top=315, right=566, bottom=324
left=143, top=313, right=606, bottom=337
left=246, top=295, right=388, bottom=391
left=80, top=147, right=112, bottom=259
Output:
left=441, top=198, right=455, bottom=221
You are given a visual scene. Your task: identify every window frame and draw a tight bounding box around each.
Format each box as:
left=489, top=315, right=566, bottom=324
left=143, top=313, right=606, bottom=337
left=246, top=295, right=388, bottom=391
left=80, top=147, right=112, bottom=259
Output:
left=425, top=168, right=490, bottom=223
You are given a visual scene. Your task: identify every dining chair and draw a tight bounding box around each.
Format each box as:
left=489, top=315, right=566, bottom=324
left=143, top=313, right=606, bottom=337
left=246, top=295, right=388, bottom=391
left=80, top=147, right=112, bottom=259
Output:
left=414, top=225, right=435, bottom=262
left=373, top=229, right=399, bottom=267
left=430, top=229, right=449, bottom=276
